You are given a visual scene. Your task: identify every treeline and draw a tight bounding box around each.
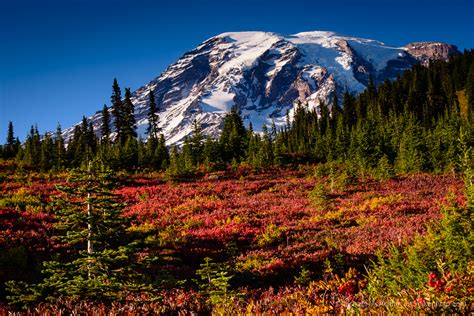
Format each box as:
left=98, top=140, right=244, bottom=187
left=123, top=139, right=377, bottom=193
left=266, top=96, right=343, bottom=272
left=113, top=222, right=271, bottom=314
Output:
left=0, top=79, right=169, bottom=172
left=273, top=50, right=474, bottom=177
left=1, top=50, right=474, bottom=176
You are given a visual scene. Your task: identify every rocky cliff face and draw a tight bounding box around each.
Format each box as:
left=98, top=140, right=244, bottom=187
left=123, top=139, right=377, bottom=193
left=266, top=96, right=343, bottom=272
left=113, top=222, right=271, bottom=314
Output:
left=63, top=31, right=459, bottom=145
left=404, top=42, right=459, bottom=66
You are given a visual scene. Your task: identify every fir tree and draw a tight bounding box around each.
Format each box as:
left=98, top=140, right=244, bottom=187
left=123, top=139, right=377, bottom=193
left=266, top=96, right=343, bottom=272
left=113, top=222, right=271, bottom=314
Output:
left=6, top=121, right=14, bottom=147
left=67, top=125, right=84, bottom=167
left=219, top=106, right=247, bottom=162
left=54, top=124, right=66, bottom=170
left=122, top=88, right=137, bottom=141
left=259, top=124, right=273, bottom=168
left=273, top=133, right=286, bottom=166
left=40, top=132, right=54, bottom=172
left=5, top=121, right=18, bottom=158
left=6, top=163, right=145, bottom=304
left=111, top=78, right=123, bottom=144
left=465, top=61, right=474, bottom=117
left=100, top=104, right=111, bottom=144
left=80, top=116, right=95, bottom=163
left=203, top=137, right=222, bottom=170
left=342, top=92, right=357, bottom=127
left=146, top=89, right=160, bottom=141
left=189, top=119, right=204, bottom=166
left=121, top=136, right=139, bottom=170
left=157, top=134, right=170, bottom=169
left=87, top=121, right=97, bottom=154
left=23, top=125, right=41, bottom=166
left=166, top=145, right=183, bottom=179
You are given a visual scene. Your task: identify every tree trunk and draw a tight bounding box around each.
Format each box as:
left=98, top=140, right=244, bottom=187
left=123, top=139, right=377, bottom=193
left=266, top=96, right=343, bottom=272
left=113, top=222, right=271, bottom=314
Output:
left=87, top=161, right=93, bottom=278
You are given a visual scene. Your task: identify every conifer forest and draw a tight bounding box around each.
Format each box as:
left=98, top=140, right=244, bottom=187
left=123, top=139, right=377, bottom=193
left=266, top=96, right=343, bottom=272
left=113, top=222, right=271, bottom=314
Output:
left=0, top=50, right=473, bottom=314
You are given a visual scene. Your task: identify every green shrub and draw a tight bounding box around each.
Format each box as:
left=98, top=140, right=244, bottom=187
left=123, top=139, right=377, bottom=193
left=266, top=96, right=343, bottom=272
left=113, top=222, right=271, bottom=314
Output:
left=256, top=224, right=286, bottom=247
left=308, top=183, right=329, bottom=209
left=0, top=188, right=43, bottom=211
left=365, top=172, right=473, bottom=307
left=374, top=154, right=394, bottom=180
left=294, top=266, right=313, bottom=285
left=195, top=257, right=238, bottom=309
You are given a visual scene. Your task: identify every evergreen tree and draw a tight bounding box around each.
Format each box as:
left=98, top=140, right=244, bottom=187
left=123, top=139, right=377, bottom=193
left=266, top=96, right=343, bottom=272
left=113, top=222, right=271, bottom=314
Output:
left=375, top=154, right=394, bottom=180
left=166, top=145, right=187, bottom=179
left=203, top=137, right=222, bottom=170
left=5, top=121, right=18, bottom=158
left=54, top=124, right=66, bottom=170
left=246, top=132, right=259, bottom=167
left=157, top=134, right=169, bottom=169
left=87, top=121, right=97, bottom=154
left=137, top=137, right=146, bottom=169
left=465, top=61, right=474, bottom=118
left=121, top=136, right=139, bottom=170
left=330, top=93, right=342, bottom=130
left=273, top=133, right=286, bottom=166
left=394, top=114, right=426, bottom=174
left=259, top=124, right=273, bottom=168
left=6, top=164, right=145, bottom=304
left=81, top=116, right=95, bottom=163
left=342, top=92, right=357, bottom=127
left=181, top=136, right=195, bottom=172
left=189, top=119, right=204, bottom=166
left=111, top=78, right=123, bottom=144
left=219, top=106, right=247, bottom=163
left=67, top=125, right=85, bottom=167
left=146, top=90, right=160, bottom=141
left=40, top=132, right=54, bottom=172
left=6, top=121, right=14, bottom=147
left=122, top=88, right=137, bottom=141
left=23, top=125, right=41, bottom=166
left=100, top=105, right=111, bottom=144
left=8, top=50, right=474, bottom=174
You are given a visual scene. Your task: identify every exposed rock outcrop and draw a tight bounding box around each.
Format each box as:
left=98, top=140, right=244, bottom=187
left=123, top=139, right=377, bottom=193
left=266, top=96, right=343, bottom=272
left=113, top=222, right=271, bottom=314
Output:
left=405, top=42, right=459, bottom=65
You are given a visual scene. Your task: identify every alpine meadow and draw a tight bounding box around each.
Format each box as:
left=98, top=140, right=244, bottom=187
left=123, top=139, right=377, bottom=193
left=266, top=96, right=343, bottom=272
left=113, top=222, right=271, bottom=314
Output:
left=0, top=0, right=473, bottom=313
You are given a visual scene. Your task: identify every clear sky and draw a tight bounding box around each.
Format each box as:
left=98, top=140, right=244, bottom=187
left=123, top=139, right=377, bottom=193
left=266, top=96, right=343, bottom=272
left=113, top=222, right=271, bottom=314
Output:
left=1, top=0, right=473, bottom=141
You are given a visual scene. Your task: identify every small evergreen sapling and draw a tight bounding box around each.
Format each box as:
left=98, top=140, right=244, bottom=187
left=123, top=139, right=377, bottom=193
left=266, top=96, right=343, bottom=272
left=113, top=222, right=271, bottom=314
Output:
left=195, top=257, right=237, bottom=307
left=6, top=162, right=145, bottom=306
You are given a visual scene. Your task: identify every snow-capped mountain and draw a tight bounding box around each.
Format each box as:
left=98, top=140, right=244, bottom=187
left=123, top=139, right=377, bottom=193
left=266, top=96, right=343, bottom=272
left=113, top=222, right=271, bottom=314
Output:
left=64, top=31, right=458, bottom=144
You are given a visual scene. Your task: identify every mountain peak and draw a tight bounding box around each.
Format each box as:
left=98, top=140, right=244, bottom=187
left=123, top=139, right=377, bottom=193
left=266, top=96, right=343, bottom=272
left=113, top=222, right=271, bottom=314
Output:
left=215, top=31, right=278, bottom=40
left=291, top=30, right=338, bottom=38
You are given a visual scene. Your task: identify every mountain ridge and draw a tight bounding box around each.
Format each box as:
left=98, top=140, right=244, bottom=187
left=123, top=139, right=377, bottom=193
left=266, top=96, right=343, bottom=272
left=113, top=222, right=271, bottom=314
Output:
left=63, top=31, right=458, bottom=144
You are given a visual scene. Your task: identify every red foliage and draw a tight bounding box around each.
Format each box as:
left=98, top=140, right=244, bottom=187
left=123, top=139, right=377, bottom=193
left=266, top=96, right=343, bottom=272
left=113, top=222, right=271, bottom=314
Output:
left=0, top=167, right=467, bottom=311
left=117, top=172, right=464, bottom=282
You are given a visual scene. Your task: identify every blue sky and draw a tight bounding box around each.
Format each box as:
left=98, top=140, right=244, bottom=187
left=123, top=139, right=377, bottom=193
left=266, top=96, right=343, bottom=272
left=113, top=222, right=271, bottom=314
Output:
left=1, top=0, right=473, bottom=141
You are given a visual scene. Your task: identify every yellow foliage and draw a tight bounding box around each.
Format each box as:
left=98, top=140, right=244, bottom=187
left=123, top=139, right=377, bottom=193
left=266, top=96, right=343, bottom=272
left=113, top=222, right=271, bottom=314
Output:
left=356, top=215, right=376, bottom=227
left=183, top=218, right=204, bottom=229
left=157, top=225, right=186, bottom=246
left=267, top=186, right=278, bottom=193
left=236, top=254, right=272, bottom=272
left=358, top=194, right=402, bottom=211
left=0, top=187, right=43, bottom=211
left=256, top=224, right=286, bottom=247
left=214, top=217, right=233, bottom=227
left=241, top=266, right=367, bottom=314
left=317, top=209, right=345, bottom=222
left=456, top=89, right=470, bottom=121
left=127, top=222, right=156, bottom=233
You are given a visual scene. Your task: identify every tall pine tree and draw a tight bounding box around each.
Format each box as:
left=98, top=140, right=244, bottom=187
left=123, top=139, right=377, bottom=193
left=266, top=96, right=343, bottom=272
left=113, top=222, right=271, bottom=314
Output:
left=111, top=78, right=123, bottom=144
left=122, top=88, right=137, bottom=141
left=100, top=104, right=111, bottom=144
left=146, top=90, right=160, bottom=141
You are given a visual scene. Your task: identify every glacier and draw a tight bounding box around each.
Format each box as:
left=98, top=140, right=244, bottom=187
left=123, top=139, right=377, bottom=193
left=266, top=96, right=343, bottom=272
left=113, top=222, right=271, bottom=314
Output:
left=63, top=31, right=458, bottom=145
